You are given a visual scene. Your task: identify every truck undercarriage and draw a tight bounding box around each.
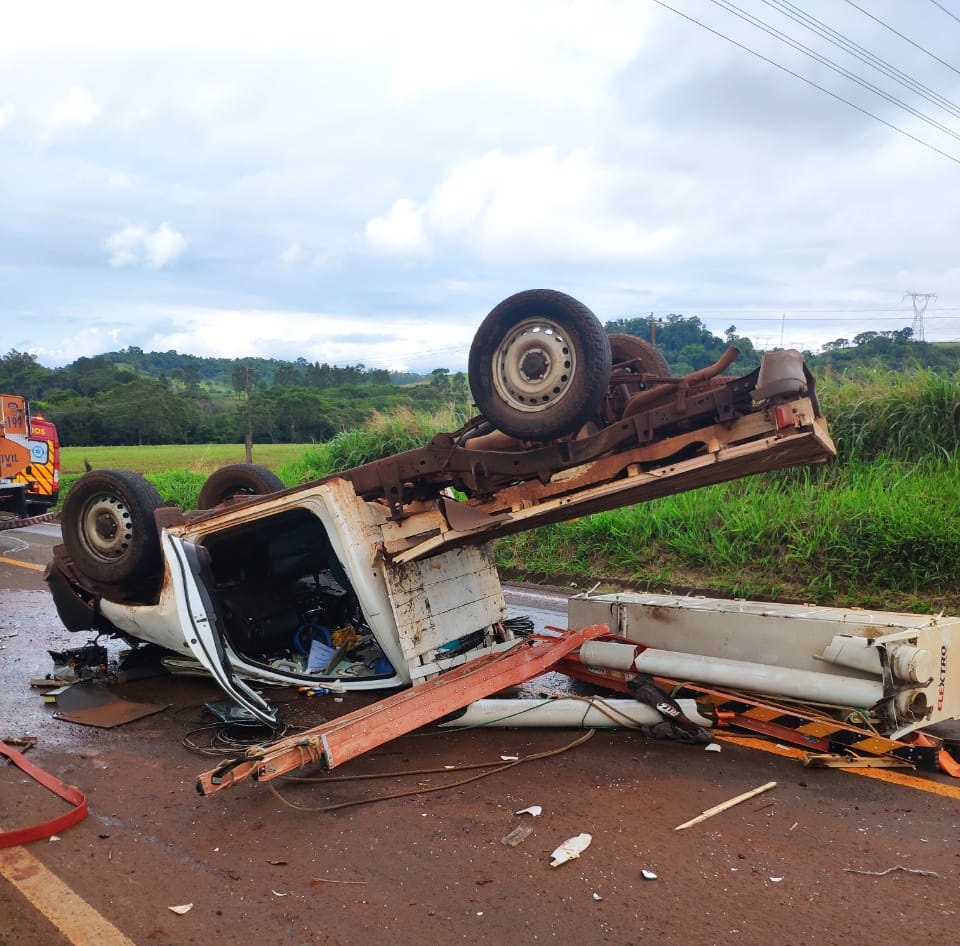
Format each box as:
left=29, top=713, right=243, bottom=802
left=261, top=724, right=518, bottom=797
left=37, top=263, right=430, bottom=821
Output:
left=44, top=289, right=847, bottom=781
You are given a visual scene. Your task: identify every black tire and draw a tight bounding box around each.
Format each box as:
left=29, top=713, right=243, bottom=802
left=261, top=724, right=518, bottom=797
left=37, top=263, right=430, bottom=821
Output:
left=197, top=463, right=284, bottom=510
left=468, top=289, right=613, bottom=440
left=62, top=469, right=164, bottom=585
left=608, top=334, right=670, bottom=377
left=600, top=335, right=671, bottom=426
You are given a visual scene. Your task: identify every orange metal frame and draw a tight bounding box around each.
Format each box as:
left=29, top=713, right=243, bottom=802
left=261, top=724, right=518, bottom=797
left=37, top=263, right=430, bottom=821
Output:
left=197, top=624, right=610, bottom=796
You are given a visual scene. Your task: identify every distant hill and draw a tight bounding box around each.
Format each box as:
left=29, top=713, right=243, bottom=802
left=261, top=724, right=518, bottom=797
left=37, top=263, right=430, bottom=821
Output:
left=3, top=315, right=957, bottom=447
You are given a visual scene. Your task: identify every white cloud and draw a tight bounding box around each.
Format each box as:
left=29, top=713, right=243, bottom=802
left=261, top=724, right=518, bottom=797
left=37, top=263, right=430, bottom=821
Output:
left=49, top=86, right=101, bottom=126
left=136, top=305, right=477, bottom=371
left=5, top=2, right=960, bottom=367
left=366, top=148, right=680, bottom=264
left=106, top=223, right=188, bottom=268
left=366, top=199, right=431, bottom=256
left=191, top=84, right=239, bottom=112
left=280, top=242, right=303, bottom=265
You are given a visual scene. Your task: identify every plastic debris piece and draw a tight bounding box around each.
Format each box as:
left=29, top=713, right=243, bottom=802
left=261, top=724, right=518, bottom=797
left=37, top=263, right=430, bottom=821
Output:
left=592, top=892, right=603, bottom=901
left=501, top=824, right=534, bottom=847
left=49, top=835, right=61, bottom=843
left=272, top=890, right=288, bottom=897
left=515, top=805, right=542, bottom=817
left=705, top=743, right=722, bottom=752
left=550, top=833, right=592, bottom=867
left=770, top=877, right=783, bottom=883
left=641, top=869, right=658, bottom=880
left=501, top=755, right=519, bottom=762
left=169, top=904, right=193, bottom=915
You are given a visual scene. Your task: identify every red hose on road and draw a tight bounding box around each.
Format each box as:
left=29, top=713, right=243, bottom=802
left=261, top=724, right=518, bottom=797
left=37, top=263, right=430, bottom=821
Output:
left=0, top=741, right=88, bottom=847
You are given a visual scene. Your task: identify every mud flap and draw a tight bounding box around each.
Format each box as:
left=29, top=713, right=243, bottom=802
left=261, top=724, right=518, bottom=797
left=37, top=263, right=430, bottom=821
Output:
left=162, top=533, right=280, bottom=729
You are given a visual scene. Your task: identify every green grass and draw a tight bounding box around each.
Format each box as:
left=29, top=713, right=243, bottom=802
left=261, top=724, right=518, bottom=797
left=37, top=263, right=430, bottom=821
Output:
left=495, top=459, right=960, bottom=613
left=56, top=377, right=960, bottom=615
left=60, top=443, right=305, bottom=477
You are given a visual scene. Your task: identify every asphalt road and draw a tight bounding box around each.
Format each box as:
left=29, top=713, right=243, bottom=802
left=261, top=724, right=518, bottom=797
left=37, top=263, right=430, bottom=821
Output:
left=3, top=522, right=960, bottom=946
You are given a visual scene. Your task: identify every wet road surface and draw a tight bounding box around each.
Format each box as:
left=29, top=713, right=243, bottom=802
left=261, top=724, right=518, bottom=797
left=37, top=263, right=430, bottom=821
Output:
left=3, top=522, right=960, bottom=946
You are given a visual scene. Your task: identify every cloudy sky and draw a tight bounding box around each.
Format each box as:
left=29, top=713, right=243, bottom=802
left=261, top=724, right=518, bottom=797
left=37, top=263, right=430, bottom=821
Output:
left=3, top=0, right=960, bottom=373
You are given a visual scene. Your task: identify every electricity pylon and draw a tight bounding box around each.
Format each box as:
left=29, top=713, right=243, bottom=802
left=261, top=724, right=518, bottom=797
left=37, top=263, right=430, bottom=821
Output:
left=903, top=291, right=936, bottom=342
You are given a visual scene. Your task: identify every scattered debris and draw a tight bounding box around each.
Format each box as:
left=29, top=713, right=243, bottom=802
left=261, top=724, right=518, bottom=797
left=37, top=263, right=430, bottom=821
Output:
left=2, top=736, right=37, bottom=750
left=271, top=890, right=288, bottom=897
left=501, top=824, right=534, bottom=847
left=803, top=754, right=914, bottom=769
left=844, top=865, right=940, bottom=878
left=47, top=644, right=113, bottom=683
left=674, top=781, right=777, bottom=831
left=311, top=878, right=366, bottom=885
left=515, top=805, right=542, bottom=817
left=641, top=869, right=658, bottom=880
left=705, top=743, right=722, bottom=753
left=627, top=672, right=714, bottom=744
left=205, top=701, right=259, bottom=724
left=41, top=685, right=72, bottom=704
left=168, top=904, right=193, bottom=915
left=592, top=892, right=603, bottom=901
left=500, top=754, right=519, bottom=761
left=51, top=684, right=169, bottom=729
left=550, top=833, right=592, bottom=867
left=769, top=877, right=784, bottom=883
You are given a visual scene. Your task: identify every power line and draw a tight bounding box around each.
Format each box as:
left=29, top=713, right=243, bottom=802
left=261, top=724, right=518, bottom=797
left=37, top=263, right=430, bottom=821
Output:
left=650, top=0, right=960, bottom=166
left=758, top=0, right=960, bottom=120
left=843, top=0, right=960, bottom=78
left=707, top=0, right=960, bottom=143
left=929, top=1, right=960, bottom=27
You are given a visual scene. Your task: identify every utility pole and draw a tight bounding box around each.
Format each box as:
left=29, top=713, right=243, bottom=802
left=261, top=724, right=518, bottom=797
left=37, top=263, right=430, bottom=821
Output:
left=244, top=366, right=253, bottom=463
left=903, top=291, right=936, bottom=342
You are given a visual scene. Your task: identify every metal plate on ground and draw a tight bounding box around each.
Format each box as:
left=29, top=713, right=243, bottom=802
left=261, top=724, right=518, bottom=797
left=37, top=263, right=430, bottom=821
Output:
left=53, top=683, right=170, bottom=728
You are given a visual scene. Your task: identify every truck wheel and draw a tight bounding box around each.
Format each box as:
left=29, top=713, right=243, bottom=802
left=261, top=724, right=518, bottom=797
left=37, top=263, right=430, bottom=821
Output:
left=608, top=334, right=670, bottom=377
left=197, top=463, right=284, bottom=510
left=468, top=289, right=612, bottom=441
left=62, top=470, right=164, bottom=585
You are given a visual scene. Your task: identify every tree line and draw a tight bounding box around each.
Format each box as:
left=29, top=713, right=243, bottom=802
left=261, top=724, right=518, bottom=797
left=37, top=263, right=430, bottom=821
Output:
left=2, top=314, right=952, bottom=447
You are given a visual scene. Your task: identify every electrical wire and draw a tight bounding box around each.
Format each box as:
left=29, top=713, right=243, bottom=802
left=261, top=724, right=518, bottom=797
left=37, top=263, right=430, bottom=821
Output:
left=758, top=0, right=960, bottom=119
left=843, top=0, right=960, bottom=78
left=267, top=729, right=597, bottom=813
left=651, top=0, right=960, bottom=166
left=707, top=0, right=960, bottom=143
left=929, top=0, right=960, bottom=27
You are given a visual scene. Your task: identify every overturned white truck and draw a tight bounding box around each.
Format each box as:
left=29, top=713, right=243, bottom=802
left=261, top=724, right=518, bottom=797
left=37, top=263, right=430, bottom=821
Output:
left=45, top=290, right=835, bottom=729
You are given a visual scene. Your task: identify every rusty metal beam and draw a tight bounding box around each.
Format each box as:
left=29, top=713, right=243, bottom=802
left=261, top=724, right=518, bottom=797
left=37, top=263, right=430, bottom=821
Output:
left=196, top=624, right=610, bottom=796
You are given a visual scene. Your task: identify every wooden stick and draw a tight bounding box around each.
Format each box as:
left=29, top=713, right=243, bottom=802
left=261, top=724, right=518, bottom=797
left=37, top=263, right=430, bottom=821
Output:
left=673, top=781, right=777, bottom=831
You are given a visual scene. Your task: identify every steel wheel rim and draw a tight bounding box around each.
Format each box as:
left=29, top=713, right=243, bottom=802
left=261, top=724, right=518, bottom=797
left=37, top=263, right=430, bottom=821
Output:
left=78, top=494, right=134, bottom=563
left=491, top=317, right=577, bottom=414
